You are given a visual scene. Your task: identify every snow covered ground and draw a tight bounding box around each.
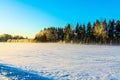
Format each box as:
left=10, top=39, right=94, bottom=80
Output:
left=0, top=43, right=120, bottom=80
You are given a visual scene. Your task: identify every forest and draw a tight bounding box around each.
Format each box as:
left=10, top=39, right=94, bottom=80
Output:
left=35, top=19, right=120, bottom=44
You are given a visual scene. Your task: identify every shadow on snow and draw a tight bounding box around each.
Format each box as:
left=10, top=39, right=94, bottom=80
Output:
left=0, top=64, right=53, bottom=80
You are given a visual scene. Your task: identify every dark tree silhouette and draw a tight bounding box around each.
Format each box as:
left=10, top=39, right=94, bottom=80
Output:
left=86, top=22, right=92, bottom=43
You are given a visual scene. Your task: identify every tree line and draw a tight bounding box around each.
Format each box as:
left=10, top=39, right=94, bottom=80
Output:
left=35, top=19, right=120, bottom=44
left=0, top=34, right=26, bottom=42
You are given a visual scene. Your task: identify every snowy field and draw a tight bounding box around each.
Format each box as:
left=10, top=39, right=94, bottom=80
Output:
left=0, top=43, right=120, bottom=80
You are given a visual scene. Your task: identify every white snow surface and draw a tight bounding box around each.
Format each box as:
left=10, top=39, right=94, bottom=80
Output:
left=0, top=43, right=120, bottom=80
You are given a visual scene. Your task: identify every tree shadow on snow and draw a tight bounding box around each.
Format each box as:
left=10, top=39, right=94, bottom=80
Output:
left=0, top=64, right=53, bottom=80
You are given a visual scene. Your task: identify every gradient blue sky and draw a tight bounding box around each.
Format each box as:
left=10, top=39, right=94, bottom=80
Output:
left=0, top=0, right=120, bottom=38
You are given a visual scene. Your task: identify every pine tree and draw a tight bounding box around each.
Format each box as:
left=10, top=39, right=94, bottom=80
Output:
left=57, top=28, right=64, bottom=41
left=115, top=20, right=120, bottom=38
left=92, top=20, right=106, bottom=44
left=63, top=24, right=72, bottom=42
left=107, top=19, right=115, bottom=44
left=86, top=22, right=92, bottom=43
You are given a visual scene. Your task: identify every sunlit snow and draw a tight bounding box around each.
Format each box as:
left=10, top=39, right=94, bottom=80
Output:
left=0, top=43, right=120, bottom=80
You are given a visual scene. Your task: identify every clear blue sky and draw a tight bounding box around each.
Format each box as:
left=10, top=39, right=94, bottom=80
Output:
left=0, top=0, right=120, bottom=38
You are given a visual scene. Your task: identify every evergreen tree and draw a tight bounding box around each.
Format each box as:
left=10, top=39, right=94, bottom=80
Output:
left=92, top=20, right=106, bottom=44
left=57, top=28, right=64, bottom=41
left=115, top=20, right=120, bottom=38
left=75, top=22, right=79, bottom=33
left=86, top=22, right=92, bottom=43
left=87, top=22, right=92, bottom=37
left=81, top=24, right=86, bottom=43
left=108, top=20, right=115, bottom=38
left=63, top=24, right=72, bottom=42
